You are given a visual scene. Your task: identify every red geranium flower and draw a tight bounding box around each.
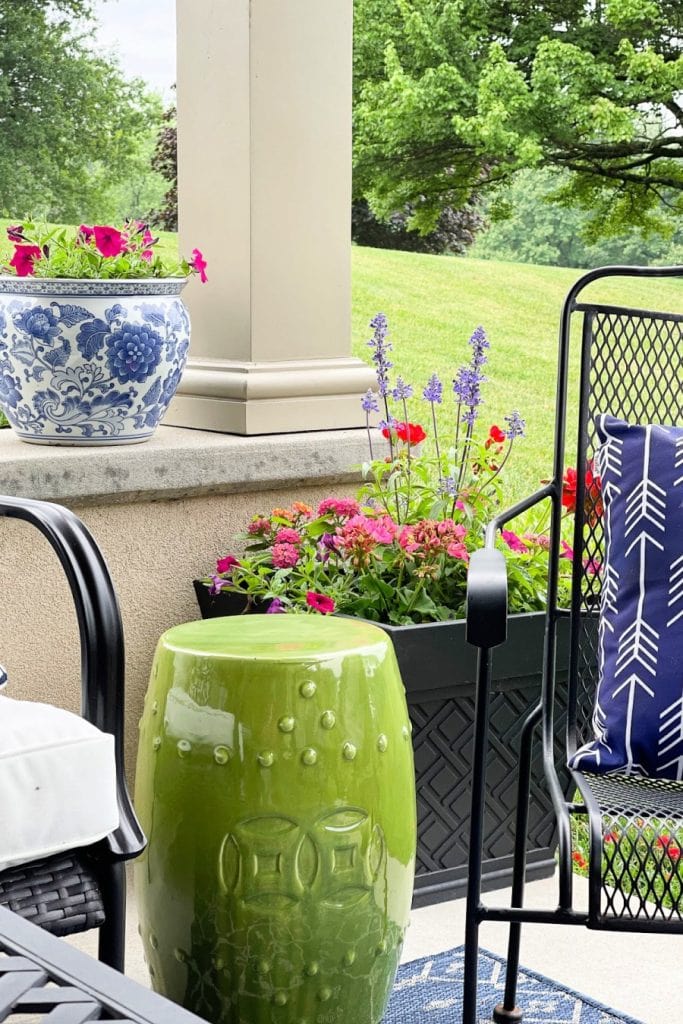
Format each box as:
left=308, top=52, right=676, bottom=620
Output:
left=562, top=467, right=577, bottom=512
left=485, top=424, right=506, bottom=449
left=306, top=591, right=335, bottom=614
left=585, top=460, right=603, bottom=524
left=9, top=244, right=42, bottom=277
left=394, top=421, right=426, bottom=446
left=94, top=225, right=126, bottom=258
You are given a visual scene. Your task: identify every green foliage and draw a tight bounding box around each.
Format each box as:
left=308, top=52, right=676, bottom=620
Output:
left=472, top=169, right=683, bottom=267
left=353, top=0, right=683, bottom=239
left=0, top=1, right=166, bottom=223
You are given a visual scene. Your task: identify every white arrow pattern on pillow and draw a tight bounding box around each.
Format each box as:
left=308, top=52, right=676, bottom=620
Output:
left=674, top=435, right=683, bottom=486
left=667, top=555, right=683, bottom=628
left=657, top=693, right=683, bottom=780
left=596, top=419, right=623, bottom=479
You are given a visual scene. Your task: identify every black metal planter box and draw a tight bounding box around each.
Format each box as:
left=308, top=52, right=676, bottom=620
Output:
left=194, top=583, right=569, bottom=907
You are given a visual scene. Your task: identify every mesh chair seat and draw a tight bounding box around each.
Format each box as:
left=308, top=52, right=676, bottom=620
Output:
left=579, top=771, right=683, bottom=924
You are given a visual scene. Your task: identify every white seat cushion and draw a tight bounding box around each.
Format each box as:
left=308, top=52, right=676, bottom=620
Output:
left=0, top=695, right=119, bottom=872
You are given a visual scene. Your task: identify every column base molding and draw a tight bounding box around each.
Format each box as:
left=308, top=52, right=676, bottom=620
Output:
left=165, top=357, right=375, bottom=435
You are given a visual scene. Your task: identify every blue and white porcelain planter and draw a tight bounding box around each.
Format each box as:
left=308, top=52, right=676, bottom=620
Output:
left=0, top=277, right=190, bottom=445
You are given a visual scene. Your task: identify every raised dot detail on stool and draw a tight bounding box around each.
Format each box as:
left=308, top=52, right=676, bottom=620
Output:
left=320, top=710, right=336, bottom=730
left=376, top=939, right=388, bottom=956
left=213, top=745, right=232, bottom=765
left=213, top=956, right=225, bottom=970
left=256, top=959, right=271, bottom=975
left=278, top=715, right=295, bottom=733
left=177, top=739, right=191, bottom=757
left=402, top=725, right=410, bottom=741
left=318, top=987, right=332, bottom=1003
left=151, top=700, right=158, bottom=716
left=305, top=962, right=319, bottom=976
left=301, top=747, right=318, bottom=766
left=258, top=751, right=275, bottom=768
left=149, top=933, right=159, bottom=950
left=273, top=992, right=288, bottom=1006
left=300, top=680, right=317, bottom=699
left=342, top=742, right=357, bottom=761
left=152, top=736, right=161, bottom=751
left=174, top=948, right=187, bottom=963
left=343, top=950, right=356, bottom=966
left=377, top=734, right=388, bottom=752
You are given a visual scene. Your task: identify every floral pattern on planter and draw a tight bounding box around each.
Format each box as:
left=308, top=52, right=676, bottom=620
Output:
left=0, top=288, right=190, bottom=444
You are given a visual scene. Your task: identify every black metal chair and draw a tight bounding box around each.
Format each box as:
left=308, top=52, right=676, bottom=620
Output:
left=462, top=266, right=683, bottom=1023
left=0, top=496, right=145, bottom=972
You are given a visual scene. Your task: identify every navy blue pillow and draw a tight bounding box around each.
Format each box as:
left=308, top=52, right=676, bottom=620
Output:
left=569, top=415, right=683, bottom=780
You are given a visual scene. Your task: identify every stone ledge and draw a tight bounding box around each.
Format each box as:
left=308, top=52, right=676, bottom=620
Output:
left=0, top=425, right=369, bottom=506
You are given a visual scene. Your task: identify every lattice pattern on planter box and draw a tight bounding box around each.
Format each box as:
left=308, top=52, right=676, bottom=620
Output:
left=409, top=682, right=569, bottom=881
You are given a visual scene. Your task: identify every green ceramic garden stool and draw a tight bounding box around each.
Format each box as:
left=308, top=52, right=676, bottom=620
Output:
left=135, top=615, right=416, bottom=1024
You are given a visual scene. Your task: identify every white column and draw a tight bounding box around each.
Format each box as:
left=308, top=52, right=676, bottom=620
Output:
left=167, top=0, right=373, bottom=435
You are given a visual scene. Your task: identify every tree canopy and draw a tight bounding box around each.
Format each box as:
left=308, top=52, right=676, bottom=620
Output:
left=353, top=0, right=683, bottom=238
left=0, top=0, right=165, bottom=222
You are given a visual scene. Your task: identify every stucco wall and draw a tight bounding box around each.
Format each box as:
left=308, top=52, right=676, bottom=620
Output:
left=0, top=484, right=349, bottom=781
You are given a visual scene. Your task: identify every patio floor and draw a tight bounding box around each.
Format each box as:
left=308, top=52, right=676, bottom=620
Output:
left=66, top=868, right=675, bottom=1024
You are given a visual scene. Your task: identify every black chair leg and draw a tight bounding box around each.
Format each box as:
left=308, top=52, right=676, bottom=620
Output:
left=98, top=860, right=126, bottom=972
left=462, top=647, right=495, bottom=1024
left=492, top=702, right=542, bottom=1024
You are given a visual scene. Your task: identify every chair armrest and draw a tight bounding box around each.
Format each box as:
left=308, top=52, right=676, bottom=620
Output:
left=467, top=484, right=555, bottom=650
left=0, top=495, right=145, bottom=860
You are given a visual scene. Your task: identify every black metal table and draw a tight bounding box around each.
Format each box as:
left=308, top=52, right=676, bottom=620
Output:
left=0, top=904, right=207, bottom=1023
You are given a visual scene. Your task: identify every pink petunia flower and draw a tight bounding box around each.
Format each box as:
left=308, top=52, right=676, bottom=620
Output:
left=190, top=248, right=208, bottom=283
left=271, top=542, right=300, bottom=569
left=94, top=225, right=126, bottom=258
left=208, top=575, right=227, bottom=596
left=6, top=225, right=24, bottom=242
left=141, top=249, right=153, bottom=262
left=77, top=224, right=95, bottom=243
left=306, top=591, right=335, bottom=614
left=560, top=540, right=574, bottom=561
left=216, top=555, right=240, bottom=574
left=9, top=244, right=42, bottom=277
left=501, top=530, right=528, bottom=554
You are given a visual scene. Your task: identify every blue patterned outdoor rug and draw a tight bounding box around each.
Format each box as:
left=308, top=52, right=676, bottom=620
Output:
left=384, top=947, right=643, bottom=1024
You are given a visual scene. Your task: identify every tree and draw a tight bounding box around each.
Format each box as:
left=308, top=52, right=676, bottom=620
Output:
left=0, top=0, right=165, bottom=222
left=353, top=0, right=683, bottom=238
left=148, top=103, right=178, bottom=231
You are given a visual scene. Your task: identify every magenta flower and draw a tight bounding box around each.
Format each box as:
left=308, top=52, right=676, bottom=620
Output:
left=266, top=597, right=285, bottom=614
left=447, top=541, right=469, bottom=562
left=9, top=244, right=42, bottom=277
left=501, top=530, right=528, bottom=554
left=6, top=225, right=24, bottom=242
left=306, top=591, right=335, bottom=614
left=216, top=555, right=240, bottom=574
left=77, top=224, right=95, bottom=243
left=275, top=528, right=301, bottom=545
left=94, top=225, right=126, bottom=258
left=317, top=497, right=361, bottom=519
left=367, top=516, right=398, bottom=544
left=190, top=248, right=208, bottom=283
left=561, top=541, right=574, bottom=561
left=272, top=542, right=300, bottom=569
left=247, top=516, right=271, bottom=535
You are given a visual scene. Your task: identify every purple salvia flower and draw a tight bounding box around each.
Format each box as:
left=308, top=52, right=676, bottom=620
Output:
left=367, top=313, right=393, bottom=397
left=468, top=325, right=490, bottom=369
left=440, top=475, right=458, bottom=496
left=505, top=410, right=525, bottom=439
left=266, top=597, right=285, bottom=614
left=361, top=388, right=379, bottom=413
left=423, top=373, right=443, bottom=404
left=392, top=376, right=413, bottom=401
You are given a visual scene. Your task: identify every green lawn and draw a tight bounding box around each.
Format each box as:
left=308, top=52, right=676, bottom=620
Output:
left=352, top=247, right=683, bottom=498
left=1, top=220, right=681, bottom=495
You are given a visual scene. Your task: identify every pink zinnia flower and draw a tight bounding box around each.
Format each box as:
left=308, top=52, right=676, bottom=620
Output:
left=501, top=530, right=528, bottom=554
left=190, top=248, right=208, bottom=283
left=94, top=225, right=126, bottom=258
left=447, top=541, right=469, bottom=562
left=275, top=528, right=301, bottom=545
left=216, top=555, right=240, bottom=574
left=306, top=591, right=335, bottom=614
left=317, top=497, right=360, bottom=519
left=9, top=244, right=42, bottom=277
left=271, top=542, right=300, bottom=569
